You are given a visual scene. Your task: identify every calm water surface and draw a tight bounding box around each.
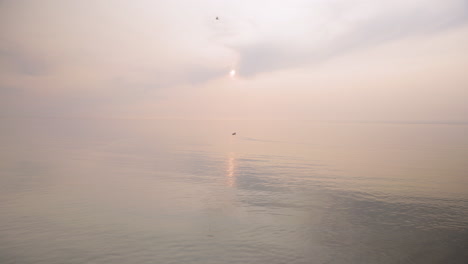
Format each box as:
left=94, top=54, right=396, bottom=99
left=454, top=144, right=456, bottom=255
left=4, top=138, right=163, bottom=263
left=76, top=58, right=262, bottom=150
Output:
left=1, top=119, right=468, bottom=264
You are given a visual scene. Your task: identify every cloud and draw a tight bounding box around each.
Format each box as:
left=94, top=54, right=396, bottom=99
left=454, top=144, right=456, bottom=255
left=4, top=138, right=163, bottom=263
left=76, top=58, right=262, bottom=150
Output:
left=1, top=0, right=467, bottom=120
left=0, top=45, right=50, bottom=76
left=228, top=0, right=468, bottom=77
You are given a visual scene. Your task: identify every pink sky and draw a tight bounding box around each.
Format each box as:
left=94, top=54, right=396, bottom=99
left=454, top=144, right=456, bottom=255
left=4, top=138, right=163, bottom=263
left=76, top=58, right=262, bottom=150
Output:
left=1, top=0, right=468, bottom=121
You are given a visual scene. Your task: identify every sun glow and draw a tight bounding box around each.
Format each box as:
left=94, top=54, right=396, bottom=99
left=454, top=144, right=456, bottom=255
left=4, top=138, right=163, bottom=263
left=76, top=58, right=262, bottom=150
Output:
left=229, top=69, right=236, bottom=78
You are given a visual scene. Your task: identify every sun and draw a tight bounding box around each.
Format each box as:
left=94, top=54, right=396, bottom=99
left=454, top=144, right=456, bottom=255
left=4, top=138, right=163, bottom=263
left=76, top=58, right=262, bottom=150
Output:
left=229, top=69, right=236, bottom=78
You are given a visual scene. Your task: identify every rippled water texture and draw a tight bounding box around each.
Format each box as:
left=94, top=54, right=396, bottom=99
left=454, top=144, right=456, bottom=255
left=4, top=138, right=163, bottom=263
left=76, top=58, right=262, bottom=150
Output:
left=1, top=119, right=468, bottom=264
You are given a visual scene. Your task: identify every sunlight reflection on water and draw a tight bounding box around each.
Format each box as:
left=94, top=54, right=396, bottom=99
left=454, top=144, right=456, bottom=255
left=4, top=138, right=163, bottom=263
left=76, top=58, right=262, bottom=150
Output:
left=226, top=152, right=236, bottom=187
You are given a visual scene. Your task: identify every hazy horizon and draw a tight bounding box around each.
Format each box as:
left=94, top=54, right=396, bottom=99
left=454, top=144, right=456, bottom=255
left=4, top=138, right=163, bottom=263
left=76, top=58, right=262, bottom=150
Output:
left=2, top=0, right=468, bottom=121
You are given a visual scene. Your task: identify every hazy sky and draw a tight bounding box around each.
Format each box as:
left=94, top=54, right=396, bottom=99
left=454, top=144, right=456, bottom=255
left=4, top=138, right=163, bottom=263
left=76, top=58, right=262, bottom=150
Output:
left=1, top=0, right=468, bottom=121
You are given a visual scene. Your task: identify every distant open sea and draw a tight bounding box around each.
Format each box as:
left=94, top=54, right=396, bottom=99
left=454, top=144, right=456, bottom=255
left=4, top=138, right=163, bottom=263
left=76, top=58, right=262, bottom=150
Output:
left=1, top=118, right=467, bottom=264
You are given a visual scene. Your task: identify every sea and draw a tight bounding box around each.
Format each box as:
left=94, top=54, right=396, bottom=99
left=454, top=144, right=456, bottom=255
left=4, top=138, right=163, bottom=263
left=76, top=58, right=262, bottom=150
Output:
left=1, top=118, right=467, bottom=264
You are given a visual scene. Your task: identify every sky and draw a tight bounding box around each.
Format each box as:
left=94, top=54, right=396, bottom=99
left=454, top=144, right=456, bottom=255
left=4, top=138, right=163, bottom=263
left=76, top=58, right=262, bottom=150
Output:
left=1, top=0, right=468, bottom=121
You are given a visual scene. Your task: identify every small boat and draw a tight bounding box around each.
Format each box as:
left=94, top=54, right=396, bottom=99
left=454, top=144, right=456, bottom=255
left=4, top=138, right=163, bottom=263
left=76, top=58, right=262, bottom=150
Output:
left=232, top=132, right=236, bottom=135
